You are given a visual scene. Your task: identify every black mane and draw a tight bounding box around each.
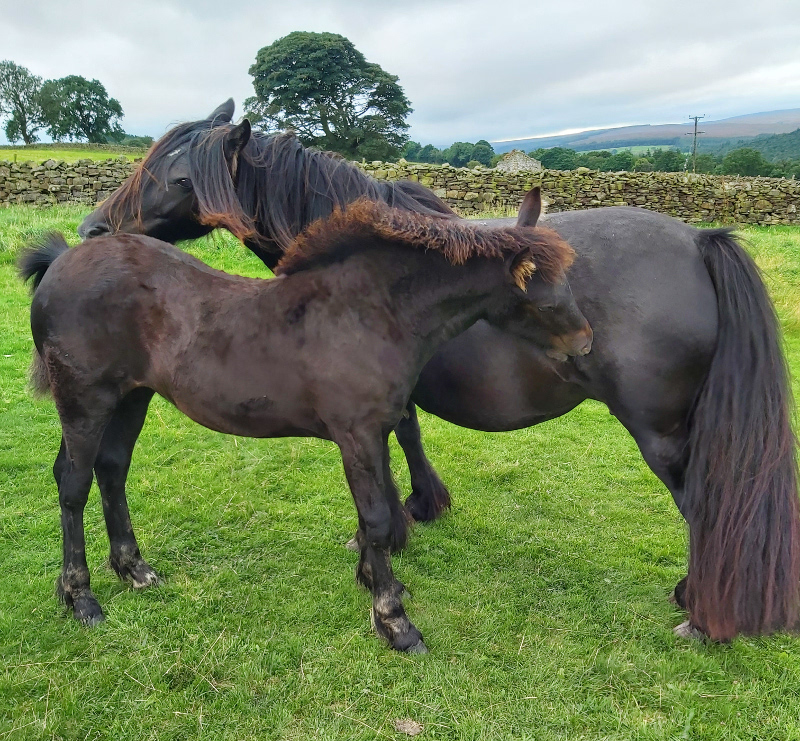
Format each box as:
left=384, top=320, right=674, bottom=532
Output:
left=105, top=121, right=457, bottom=258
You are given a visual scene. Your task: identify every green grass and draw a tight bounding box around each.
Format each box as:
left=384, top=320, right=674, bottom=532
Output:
left=2, top=205, right=800, bottom=740
left=0, top=148, right=141, bottom=164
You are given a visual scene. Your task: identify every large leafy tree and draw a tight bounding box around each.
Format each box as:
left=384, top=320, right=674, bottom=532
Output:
left=40, top=75, right=123, bottom=143
left=0, top=60, right=46, bottom=144
left=443, top=142, right=476, bottom=168
left=721, top=148, right=772, bottom=177
left=471, top=140, right=494, bottom=167
left=245, top=32, right=412, bottom=160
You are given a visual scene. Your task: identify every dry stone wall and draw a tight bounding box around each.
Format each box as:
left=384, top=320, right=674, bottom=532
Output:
left=0, top=158, right=136, bottom=206
left=359, top=161, right=800, bottom=225
left=1, top=156, right=798, bottom=226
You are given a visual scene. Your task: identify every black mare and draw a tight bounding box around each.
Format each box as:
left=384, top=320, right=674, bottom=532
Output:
left=80, top=100, right=800, bottom=641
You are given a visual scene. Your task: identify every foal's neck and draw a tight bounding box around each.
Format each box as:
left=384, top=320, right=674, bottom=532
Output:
left=356, top=247, right=509, bottom=352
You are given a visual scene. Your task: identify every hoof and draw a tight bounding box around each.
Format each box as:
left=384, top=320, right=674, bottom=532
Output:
left=73, top=595, right=105, bottom=627
left=670, top=576, right=688, bottom=610
left=371, top=606, right=425, bottom=653
left=405, top=639, right=429, bottom=654
left=345, top=536, right=361, bottom=552
left=673, top=620, right=705, bottom=641
left=404, top=479, right=451, bottom=523
left=112, top=556, right=160, bottom=589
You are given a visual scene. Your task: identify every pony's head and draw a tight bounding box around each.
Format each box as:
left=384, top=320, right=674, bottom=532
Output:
left=79, top=100, right=252, bottom=244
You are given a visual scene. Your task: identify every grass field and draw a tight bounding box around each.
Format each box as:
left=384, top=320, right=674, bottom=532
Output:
left=2, top=205, right=800, bottom=740
left=0, top=147, right=142, bottom=164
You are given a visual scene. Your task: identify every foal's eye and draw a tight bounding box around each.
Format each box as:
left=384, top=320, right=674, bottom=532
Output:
left=174, top=178, right=192, bottom=190
left=537, top=305, right=555, bottom=312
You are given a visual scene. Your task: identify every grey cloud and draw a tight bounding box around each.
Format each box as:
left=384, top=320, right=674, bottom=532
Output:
left=0, top=0, right=798, bottom=145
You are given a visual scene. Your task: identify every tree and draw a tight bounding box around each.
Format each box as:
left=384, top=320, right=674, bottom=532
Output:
left=535, top=147, right=578, bottom=170
left=443, top=141, right=475, bottom=167
left=0, top=60, right=45, bottom=144
left=246, top=32, right=412, bottom=160
left=721, top=148, right=772, bottom=176
left=693, top=153, right=720, bottom=174
left=417, top=144, right=444, bottom=164
left=651, top=149, right=687, bottom=172
left=576, top=150, right=613, bottom=170
left=402, top=140, right=422, bottom=161
left=607, top=151, right=635, bottom=171
left=471, top=140, right=494, bottom=167
left=39, top=76, right=123, bottom=143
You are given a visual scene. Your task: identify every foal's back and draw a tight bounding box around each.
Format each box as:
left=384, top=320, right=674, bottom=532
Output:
left=31, top=234, right=422, bottom=440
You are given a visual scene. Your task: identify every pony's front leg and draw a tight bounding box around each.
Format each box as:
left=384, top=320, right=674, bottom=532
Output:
left=394, top=401, right=451, bottom=522
left=337, top=429, right=427, bottom=653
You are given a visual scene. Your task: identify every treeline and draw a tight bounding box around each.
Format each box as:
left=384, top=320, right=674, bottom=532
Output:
left=0, top=61, right=148, bottom=146
left=530, top=146, right=800, bottom=177
left=401, top=139, right=496, bottom=167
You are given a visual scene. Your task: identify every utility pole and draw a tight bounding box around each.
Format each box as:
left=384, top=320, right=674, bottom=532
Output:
left=686, top=115, right=705, bottom=173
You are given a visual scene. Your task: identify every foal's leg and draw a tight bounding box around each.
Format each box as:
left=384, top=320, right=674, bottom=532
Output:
left=53, top=393, right=119, bottom=625
left=94, top=388, right=158, bottom=588
left=337, top=428, right=426, bottom=653
left=395, top=401, right=451, bottom=522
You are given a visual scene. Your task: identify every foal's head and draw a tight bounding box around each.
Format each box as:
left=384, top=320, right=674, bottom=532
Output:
left=79, top=100, right=252, bottom=244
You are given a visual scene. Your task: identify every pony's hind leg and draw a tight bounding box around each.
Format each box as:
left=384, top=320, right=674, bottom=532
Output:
left=394, top=402, right=451, bottom=522
left=623, top=420, right=694, bottom=616
left=94, top=388, right=158, bottom=589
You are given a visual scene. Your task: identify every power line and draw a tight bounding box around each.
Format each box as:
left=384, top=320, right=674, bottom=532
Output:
left=686, top=115, right=705, bottom=173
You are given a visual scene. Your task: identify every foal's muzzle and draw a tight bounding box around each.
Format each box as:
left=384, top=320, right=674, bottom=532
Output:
left=546, top=324, right=593, bottom=361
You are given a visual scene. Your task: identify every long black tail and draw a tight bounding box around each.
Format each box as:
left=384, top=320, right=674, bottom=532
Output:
left=18, top=233, right=71, bottom=396
left=18, top=232, right=70, bottom=291
left=684, top=228, right=800, bottom=640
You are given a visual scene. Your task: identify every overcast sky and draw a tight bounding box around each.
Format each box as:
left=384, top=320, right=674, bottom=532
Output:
left=2, top=0, right=799, bottom=146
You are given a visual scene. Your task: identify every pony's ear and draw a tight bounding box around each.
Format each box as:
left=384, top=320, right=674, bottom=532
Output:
left=506, top=248, right=537, bottom=292
left=223, top=119, right=251, bottom=177
left=517, top=187, right=542, bottom=228
left=207, top=99, right=235, bottom=124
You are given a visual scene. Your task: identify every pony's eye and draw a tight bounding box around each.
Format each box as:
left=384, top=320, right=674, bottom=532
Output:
left=174, top=178, right=192, bottom=190
left=538, top=305, right=555, bottom=312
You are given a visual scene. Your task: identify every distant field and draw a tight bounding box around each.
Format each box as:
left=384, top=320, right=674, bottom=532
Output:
left=0, top=147, right=143, bottom=164
left=578, top=145, right=680, bottom=156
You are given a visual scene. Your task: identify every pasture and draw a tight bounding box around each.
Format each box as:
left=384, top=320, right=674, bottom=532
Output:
left=1, top=204, right=800, bottom=740
left=0, top=147, right=141, bottom=164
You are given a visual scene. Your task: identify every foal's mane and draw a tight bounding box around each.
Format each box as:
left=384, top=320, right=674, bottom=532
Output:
left=103, top=119, right=457, bottom=252
left=276, top=199, right=574, bottom=287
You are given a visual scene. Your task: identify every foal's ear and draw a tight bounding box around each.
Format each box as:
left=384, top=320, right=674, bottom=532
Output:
left=506, top=249, right=537, bottom=292
left=207, top=98, right=236, bottom=124
left=517, top=187, right=542, bottom=228
left=223, top=119, right=251, bottom=177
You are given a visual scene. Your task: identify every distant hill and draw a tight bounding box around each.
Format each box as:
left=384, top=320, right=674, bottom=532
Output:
left=492, top=109, right=800, bottom=154
left=699, top=128, right=800, bottom=161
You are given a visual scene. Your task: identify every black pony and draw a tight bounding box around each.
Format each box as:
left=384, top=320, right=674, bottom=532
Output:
left=80, top=101, right=800, bottom=642
left=23, top=199, right=586, bottom=651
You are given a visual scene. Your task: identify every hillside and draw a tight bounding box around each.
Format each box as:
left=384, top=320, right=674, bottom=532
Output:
left=701, top=128, right=800, bottom=161
left=492, top=109, right=800, bottom=154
